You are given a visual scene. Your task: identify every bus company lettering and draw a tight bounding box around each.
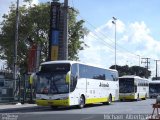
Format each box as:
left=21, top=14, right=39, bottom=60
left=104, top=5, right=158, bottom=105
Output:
left=99, top=82, right=109, bottom=87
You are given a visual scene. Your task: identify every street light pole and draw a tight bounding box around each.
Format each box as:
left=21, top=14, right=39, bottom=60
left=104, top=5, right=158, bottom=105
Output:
left=112, top=17, right=117, bottom=70
left=13, top=0, right=19, bottom=99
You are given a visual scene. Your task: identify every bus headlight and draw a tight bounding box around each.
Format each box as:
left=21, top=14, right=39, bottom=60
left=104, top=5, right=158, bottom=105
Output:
left=60, top=97, right=68, bottom=100
left=36, top=95, right=41, bottom=99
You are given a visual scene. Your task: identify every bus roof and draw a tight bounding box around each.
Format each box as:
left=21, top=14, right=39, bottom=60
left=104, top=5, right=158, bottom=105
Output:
left=149, top=80, right=160, bottom=84
left=119, top=75, right=148, bottom=80
left=40, top=60, right=117, bottom=72
left=41, top=60, right=78, bottom=65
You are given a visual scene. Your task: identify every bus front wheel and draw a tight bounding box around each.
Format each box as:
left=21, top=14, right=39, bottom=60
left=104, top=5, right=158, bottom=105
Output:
left=78, top=95, right=85, bottom=109
left=137, top=94, right=140, bottom=101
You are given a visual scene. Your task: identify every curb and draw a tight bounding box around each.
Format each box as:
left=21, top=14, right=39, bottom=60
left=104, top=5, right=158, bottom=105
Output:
left=0, top=105, right=43, bottom=113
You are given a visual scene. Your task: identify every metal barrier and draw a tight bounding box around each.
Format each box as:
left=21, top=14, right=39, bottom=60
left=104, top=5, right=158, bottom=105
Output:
left=0, top=74, right=36, bottom=104
left=0, top=78, right=14, bottom=103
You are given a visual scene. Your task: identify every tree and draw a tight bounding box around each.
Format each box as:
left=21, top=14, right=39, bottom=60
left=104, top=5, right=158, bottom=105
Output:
left=0, top=1, right=88, bottom=73
left=110, top=65, right=151, bottom=78
left=68, top=9, right=88, bottom=60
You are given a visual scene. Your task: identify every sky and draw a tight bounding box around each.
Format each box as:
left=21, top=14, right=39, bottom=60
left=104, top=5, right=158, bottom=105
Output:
left=0, top=0, right=160, bottom=78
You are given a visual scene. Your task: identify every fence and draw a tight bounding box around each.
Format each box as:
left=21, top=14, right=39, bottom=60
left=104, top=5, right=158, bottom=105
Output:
left=0, top=74, right=36, bottom=103
left=0, top=78, right=14, bottom=103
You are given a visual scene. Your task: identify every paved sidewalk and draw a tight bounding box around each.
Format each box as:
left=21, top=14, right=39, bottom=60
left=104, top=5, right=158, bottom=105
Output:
left=0, top=103, right=37, bottom=110
left=0, top=103, right=40, bottom=113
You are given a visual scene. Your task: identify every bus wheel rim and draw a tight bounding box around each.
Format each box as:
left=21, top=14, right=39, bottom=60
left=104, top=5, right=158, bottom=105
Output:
left=80, top=97, right=84, bottom=107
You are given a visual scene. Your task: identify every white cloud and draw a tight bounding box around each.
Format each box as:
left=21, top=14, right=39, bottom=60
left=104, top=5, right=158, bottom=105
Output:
left=79, top=19, right=160, bottom=77
left=116, top=20, right=126, bottom=33
left=126, top=21, right=150, bottom=44
left=32, top=0, right=39, bottom=5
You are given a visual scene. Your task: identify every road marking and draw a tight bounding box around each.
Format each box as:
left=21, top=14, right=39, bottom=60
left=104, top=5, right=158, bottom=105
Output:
left=80, top=115, right=95, bottom=120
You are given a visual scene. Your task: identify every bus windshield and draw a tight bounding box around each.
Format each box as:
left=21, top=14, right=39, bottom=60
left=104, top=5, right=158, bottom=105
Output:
left=149, top=84, right=160, bottom=93
left=119, top=78, right=134, bottom=93
left=36, top=63, right=70, bottom=94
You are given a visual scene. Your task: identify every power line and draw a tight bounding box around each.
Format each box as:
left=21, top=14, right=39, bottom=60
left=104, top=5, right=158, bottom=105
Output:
left=71, top=2, right=159, bottom=68
left=88, top=32, right=139, bottom=65
left=78, top=14, right=142, bottom=59
left=81, top=23, right=141, bottom=66
left=141, top=58, right=151, bottom=78
left=72, top=1, right=160, bottom=77
left=141, top=58, right=150, bottom=69
left=89, top=33, right=115, bottom=53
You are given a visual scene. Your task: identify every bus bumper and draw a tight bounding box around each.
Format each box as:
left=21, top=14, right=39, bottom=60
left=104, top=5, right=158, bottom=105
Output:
left=36, top=99, right=70, bottom=106
left=119, top=95, right=135, bottom=100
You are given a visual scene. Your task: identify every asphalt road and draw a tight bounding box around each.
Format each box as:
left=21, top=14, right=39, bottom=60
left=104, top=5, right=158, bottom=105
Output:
left=0, top=99, right=156, bottom=120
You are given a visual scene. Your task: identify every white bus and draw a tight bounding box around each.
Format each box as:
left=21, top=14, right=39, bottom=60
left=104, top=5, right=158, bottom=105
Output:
left=119, top=75, right=149, bottom=101
left=149, top=80, right=160, bottom=98
left=35, top=60, right=119, bottom=108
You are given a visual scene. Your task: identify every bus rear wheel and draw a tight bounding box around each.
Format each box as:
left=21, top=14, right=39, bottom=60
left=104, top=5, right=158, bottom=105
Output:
left=103, top=94, right=112, bottom=105
left=143, top=94, right=147, bottom=100
left=107, top=95, right=112, bottom=105
left=137, top=94, right=140, bottom=101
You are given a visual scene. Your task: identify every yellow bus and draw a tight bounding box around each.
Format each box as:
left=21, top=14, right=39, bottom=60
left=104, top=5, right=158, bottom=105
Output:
left=119, top=75, right=149, bottom=101
left=149, top=80, right=160, bottom=98
left=35, top=60, right=119, bottom=108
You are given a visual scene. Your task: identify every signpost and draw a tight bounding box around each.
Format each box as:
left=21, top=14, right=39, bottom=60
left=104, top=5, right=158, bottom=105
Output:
left=49, top=2, right=61, bottom=61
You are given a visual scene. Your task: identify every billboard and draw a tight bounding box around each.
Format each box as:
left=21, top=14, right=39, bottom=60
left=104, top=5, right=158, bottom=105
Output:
left=28, top=44, right=37, bottom=73
left=49, top=2, right=61, bottom=61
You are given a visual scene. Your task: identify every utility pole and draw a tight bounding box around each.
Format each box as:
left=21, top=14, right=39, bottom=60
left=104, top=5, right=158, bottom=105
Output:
left=13, top=0, right=19, bottom=99
left=112, top=17, right=117, bottom=70
left=154, top=60, right=160, bottom=80
left=63, top=0, right=68, bottom=60
left=141, top=58, right=150, bottom=78
left=141, top=58, right=150, bottom=70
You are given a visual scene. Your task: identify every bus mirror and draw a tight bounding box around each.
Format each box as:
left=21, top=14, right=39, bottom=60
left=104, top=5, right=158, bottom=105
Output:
left=29, top=73, right=36, bottom=85
left=65, top=72, right=71, bottom=84
left=29, top=73, right=37, bottom=85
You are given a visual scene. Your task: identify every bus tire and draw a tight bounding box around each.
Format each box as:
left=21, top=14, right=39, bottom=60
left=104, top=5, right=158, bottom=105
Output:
left=120, top=99, right=123, bottom=102
left=137, top=94, right=140, bottom=101
left=107, top=94, right=112, bottom=105
left=78, top=95, right=85, bottom=109
left=103, top=94, right=112, bottom=105
left=143, top=94, right=147, bottom=100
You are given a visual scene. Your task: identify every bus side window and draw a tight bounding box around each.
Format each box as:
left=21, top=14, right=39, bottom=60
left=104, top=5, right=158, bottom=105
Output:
left=111, top=74, right=118, bottom=81
left=105, top=71, right=118, bottom=81
left=79, top=64, right=86, bottom=78
left=70, top=64, right=78, bottom=92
